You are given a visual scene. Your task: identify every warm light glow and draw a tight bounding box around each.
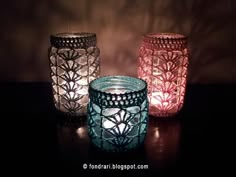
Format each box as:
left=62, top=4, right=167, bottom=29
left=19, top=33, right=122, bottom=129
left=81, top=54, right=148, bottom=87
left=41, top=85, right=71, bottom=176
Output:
left=69, top=81, right=74, bottom=89
left=150, top=92, right=163, bottom=105
left=76, top=80, right=88, bottom=95
left=138, top=33, right=189, bottom=117
left=49, top=33, right=100, bottom=116
left=76, top=88, right=88, bottom=95
left=69, top=91, right=75, bottom=99
left=76, top=127, right=87, bottom=139
left=155, top=127, right=160, bottom=139
left=103, top=119, right=130, bottom=134
left=102, top=89, right=138, bottom=134
left=105, top=87, right=128, bottom=94
left=150, top=92, right=173, bottom=111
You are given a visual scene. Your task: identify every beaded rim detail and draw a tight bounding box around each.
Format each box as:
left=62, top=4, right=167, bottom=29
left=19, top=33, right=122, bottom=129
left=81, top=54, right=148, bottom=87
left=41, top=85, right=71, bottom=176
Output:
left=50, top=32, right=97, bottom=49
left=142, top=33, right=187, bottom=50
left=89, top=76, right=147, bottom=108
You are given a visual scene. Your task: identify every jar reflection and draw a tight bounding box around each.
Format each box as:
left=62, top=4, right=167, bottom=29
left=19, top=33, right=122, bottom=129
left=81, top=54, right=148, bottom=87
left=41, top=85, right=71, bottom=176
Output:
left=145, top=119, right=181, bottom=169
left=57, top=119, right=90, bottom=162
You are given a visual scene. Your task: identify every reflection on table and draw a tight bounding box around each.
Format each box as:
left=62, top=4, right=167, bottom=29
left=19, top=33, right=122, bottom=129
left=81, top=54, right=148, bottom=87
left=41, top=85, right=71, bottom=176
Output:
left=145, top=117, right=181, bottom=169
left=56, top=115, right=181, bottom=171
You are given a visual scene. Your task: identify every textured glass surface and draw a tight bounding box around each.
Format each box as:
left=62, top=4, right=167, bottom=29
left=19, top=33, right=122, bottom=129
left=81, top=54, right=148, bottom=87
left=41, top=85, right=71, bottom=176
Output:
left=49, top=33, right=100, bottom=116
left=87, top=76, right=148, bottom=152
left=138, top=33, right=189, bottom=117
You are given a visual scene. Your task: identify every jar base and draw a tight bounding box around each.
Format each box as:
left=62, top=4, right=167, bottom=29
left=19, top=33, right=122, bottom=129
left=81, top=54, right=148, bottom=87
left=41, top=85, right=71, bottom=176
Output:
left=149, top=103, right=184, bottom=118
left=149, top=108, right=179, bottom=118
left=90, top=139, right=146, bottom=153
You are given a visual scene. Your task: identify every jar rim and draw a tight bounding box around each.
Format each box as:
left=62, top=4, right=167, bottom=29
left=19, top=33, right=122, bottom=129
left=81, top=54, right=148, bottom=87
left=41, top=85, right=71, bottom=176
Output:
left=51, top=32, right=96, bottom=38
left=50, top=32, right=97, bottom=48
left=144, top=33, right=187, bottom=40
left=89, top=76, right=147, bottom=96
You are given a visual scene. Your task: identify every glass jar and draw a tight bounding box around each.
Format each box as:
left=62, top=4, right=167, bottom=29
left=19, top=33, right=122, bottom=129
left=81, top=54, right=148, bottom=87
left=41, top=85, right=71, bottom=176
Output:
left=138, top=33, right=189, bottom=117
left=87, top=76, right=148, bottom=152
left=49, top=32, right=100, bottom=116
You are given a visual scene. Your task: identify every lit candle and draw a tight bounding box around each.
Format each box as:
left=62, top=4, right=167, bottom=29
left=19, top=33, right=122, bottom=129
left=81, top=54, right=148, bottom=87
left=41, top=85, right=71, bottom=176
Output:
left=76, top=79, right=88, bottom=95
left=49, top=32, right=100, bottom=116
left=102, top=89, right=127, bottom=134
left=150, top=92, right=172, bottom=111
left=138, top=33, right=189, bottom=117
left=102, top=110, right=132, bottom=135
left=150, top=92, right=163, bottom=105
left=87, top=76, right=149, bottom=152
left=103, top=120, right=129, bottom=134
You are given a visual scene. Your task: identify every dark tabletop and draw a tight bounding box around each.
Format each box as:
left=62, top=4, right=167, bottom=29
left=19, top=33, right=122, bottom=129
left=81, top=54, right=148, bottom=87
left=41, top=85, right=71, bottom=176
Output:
left=1, top=82, right=234, bottom=176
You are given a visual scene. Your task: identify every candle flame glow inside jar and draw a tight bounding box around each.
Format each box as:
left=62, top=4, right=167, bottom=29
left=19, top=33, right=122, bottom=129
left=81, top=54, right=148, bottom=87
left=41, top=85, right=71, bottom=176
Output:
left=138, top=33, right=189, bottom=117
left=103, top=119, right=131, bottom=134
left=87, top=76, right=149, bottom=152
left=49, top=32, right=100, bottom=116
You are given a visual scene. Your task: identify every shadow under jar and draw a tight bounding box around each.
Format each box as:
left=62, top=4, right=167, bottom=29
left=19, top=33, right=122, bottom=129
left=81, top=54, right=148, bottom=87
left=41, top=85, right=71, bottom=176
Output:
left=87, top=76, right=149, bottom=152
left=49, top=33, right=100, bottom=116
left=138, top=33, right=189, bottom=117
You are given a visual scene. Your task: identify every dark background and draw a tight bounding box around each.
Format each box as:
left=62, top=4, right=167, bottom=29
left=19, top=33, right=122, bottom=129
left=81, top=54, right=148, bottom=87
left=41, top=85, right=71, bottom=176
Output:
left=1, top=0, right=236, bottom=83
left=1, top=1, right=235, bottom=176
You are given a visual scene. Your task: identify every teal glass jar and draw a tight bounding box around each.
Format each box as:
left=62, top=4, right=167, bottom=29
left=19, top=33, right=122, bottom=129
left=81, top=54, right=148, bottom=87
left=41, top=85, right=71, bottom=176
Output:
left=87, top=76, right=149, bottom=152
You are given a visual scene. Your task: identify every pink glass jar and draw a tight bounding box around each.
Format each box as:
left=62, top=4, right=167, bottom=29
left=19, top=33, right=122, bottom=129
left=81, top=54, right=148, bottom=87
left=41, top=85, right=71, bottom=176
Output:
left=138, top=33, right=189, bottom=117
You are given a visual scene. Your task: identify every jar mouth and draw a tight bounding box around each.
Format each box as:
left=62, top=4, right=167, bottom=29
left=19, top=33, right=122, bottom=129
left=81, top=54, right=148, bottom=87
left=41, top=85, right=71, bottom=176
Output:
left=52, top=32, right=96, bottom=38
left=50, top=32, right=97, bottom=48
left=89, top=76, right=147, bottom=95
left=144, top=33, right=187, bottom=40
